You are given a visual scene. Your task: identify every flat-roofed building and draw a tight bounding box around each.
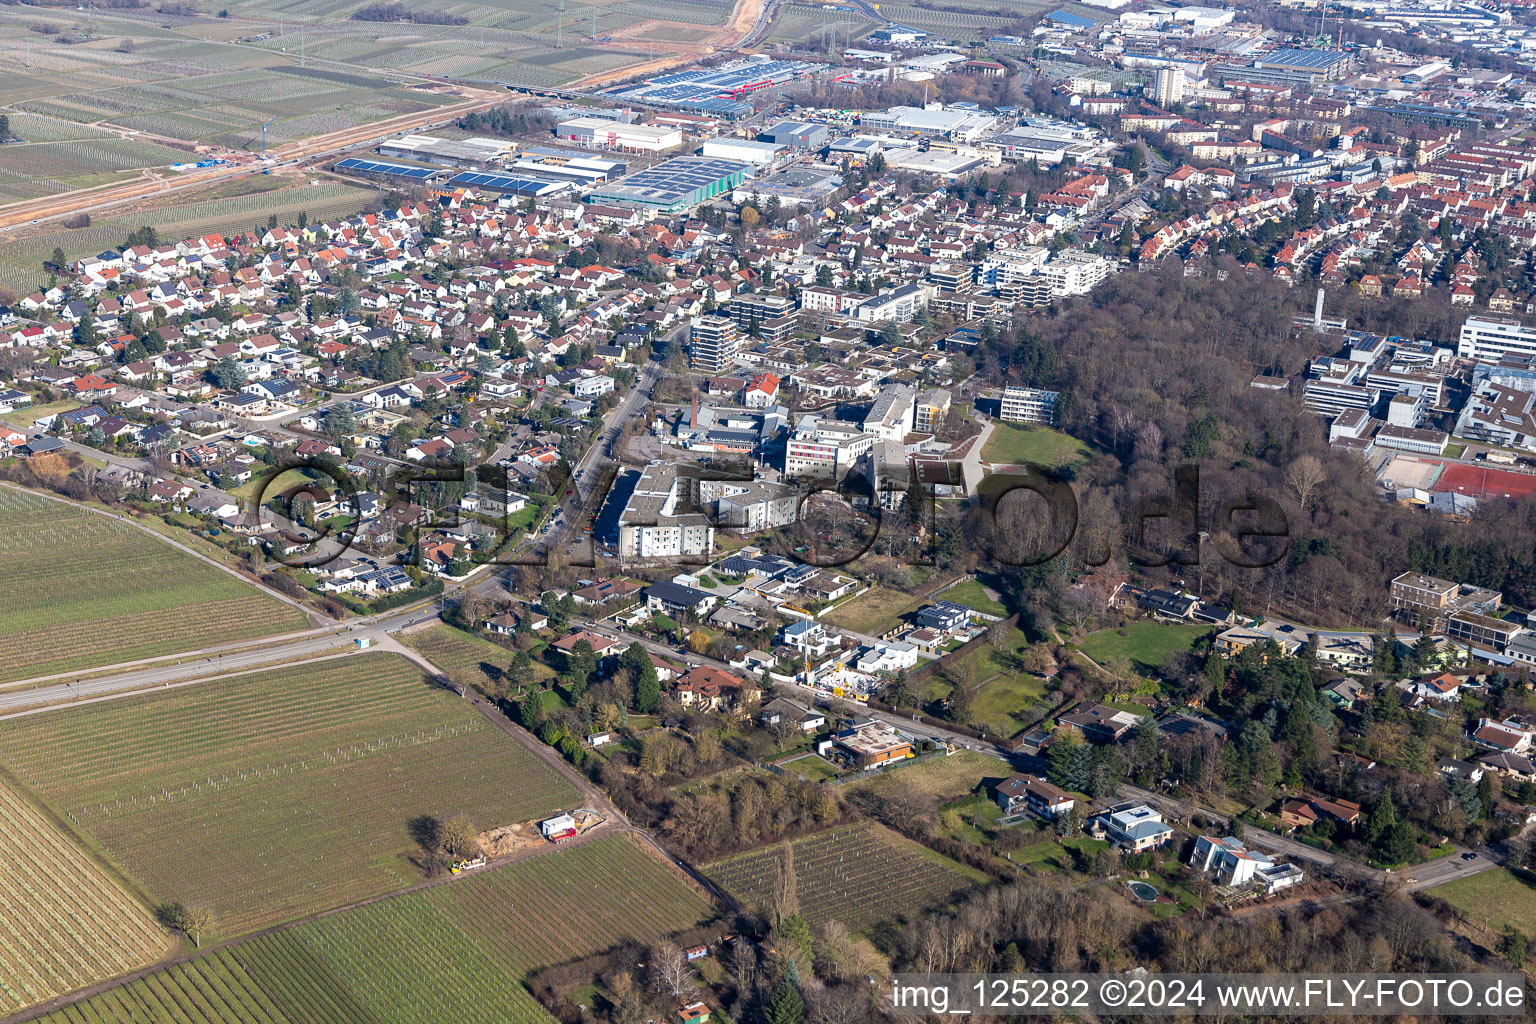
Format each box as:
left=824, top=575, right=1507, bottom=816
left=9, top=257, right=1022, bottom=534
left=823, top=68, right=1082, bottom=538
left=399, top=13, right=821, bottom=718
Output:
left=690, top=314, right=741, bottom=373
left=556, top=118, right=683, bottom=153
left=1460, top=315, right=1536, bottom=364
left=1000, top=385, right=1060, bottom=425
left=585, top=156, right=753, bottom=213
left=834, top=718, right=913, bottom=767
left=617, top=461, right=716, bottom=559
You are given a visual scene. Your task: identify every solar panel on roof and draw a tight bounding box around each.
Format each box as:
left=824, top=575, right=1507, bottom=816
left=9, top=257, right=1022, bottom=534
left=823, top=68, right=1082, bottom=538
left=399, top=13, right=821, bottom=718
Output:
left=337, top=158, right=436, bottom=179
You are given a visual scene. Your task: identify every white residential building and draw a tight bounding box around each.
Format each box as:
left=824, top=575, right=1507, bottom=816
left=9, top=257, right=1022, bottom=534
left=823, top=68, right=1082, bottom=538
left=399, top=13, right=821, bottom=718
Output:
left=1000, top=386, right=1061, bottom=425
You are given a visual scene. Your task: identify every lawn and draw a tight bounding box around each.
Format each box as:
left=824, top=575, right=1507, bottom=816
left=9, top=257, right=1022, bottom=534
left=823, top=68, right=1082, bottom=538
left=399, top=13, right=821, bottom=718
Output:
left=940, top=793, right=1005, bottom=846
left=705, top=822, right=986, bottom=932
left=931, top=625, right=1048, bottom=737
left=0, top=654, right=581, bottom=938
left=0, top=399, right=80, bottom=426
left=970, top=674, right=1049, bottom=738
left=777, top=752, right=841, bottom=781
left=940, top=578, right=1008, bottom=616
left=981, top=421, right=1090, bottom=467
left=1436, top=868, right=1536, bottom=937
left=29, top=835, right=714, bottom=1024
left=821, top=585, right=926, bottom=635
left=1012, top=834, right=1112, bottom=874
left=1078, top=621, right=1212, bottom=674
left=847, top=750, right=1011, bottom=803
left=0, top=776, right=171, bottom=1016
left=0, top=487, right=309, bottom=683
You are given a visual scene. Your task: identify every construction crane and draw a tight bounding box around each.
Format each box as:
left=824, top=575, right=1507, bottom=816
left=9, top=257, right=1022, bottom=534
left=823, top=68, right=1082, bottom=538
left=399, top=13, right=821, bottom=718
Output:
left=260, top=117, right=277, bottom=160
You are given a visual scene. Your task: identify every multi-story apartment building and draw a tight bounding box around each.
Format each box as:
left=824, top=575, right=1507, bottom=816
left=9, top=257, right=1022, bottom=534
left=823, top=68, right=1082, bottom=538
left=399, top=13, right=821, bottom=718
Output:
left=696, top=477, right=802, bottom=532
left=617, top=461, right=716, bottom=559
left=1153, top=66, right=1185, bottom=107
left=689, top=314, right=741, bottom=373
left=1000, top=385, right=1060, bottom=425
left=1389, top=571, right=1502, bottom=629
left=914, top=388, right=951, bottom=432
left=727, top=293, right=797, bottom=334
left=852, top=282, right=932, bottom=323
left=861, top=384, right=916, bottom=441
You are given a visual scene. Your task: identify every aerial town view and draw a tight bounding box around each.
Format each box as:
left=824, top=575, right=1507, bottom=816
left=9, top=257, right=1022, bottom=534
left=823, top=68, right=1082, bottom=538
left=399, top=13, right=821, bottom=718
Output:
left=6, top=0, right=1536, bottom=1019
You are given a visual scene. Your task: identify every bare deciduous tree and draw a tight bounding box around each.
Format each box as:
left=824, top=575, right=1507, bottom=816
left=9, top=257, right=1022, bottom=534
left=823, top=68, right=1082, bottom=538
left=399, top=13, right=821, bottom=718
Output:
left=1285, top=454, right=1326, bottom=512
left=649, top=940, right=693, bottom=1001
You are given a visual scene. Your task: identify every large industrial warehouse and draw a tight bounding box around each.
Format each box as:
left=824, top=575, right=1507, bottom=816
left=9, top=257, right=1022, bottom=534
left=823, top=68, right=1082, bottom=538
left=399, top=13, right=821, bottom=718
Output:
left=585, top=156, right=754, bottom=214
left=445, top=170, right=571, bottom=197
left=555, top=118, right=683, bottom=153
left=334, top=158, right=441, bottom=184
left=604, top=57, right=821, bottom=117
left=375, top=135, right=514, bottom=168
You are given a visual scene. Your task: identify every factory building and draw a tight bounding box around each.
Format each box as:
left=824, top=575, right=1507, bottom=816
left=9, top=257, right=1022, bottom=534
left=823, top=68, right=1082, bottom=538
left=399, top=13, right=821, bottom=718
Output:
left=555, top=118, right=683, bottom=153
left=585, top=156, right=754, bottom=214
left=701, top=138, right=783, bottom=165
left=375, top=135, right=513, bottom=168
left=759, top=120, right=830, bottom=149
left=507, top=147, right=627, bottom=185
left=445, top=171, right=570, bottom=198
left=334, top=158, right=442, bottom=184
left=732, top=165, right=842, bottom=210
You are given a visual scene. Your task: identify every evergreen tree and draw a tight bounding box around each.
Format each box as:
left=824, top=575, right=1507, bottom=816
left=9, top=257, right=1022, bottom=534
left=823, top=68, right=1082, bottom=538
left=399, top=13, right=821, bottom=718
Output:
left=765, top=981, right=805, bottom=1024
left=635, top=663, right=660, bottom=714
left=519, top=689, right=542, bottom=730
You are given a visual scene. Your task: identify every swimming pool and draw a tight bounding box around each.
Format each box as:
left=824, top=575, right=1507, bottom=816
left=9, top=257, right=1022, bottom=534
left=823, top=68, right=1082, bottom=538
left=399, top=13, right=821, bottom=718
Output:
left=1127, top=880, right=1159, bottom=902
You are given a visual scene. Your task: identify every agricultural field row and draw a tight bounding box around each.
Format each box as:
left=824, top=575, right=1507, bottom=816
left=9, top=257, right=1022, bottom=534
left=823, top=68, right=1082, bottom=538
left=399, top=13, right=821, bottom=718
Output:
left=0, top=180, right=377, bottom=296
left=0, top=777, right=169, bottom=1016
left=31, top=835, right=712, bottom=1024
left=705, top=821, right=984, bottom=932
left=0, top=654, right=581, bottom=937
left=401, top=622, right=556, bottom=694
left=0, top=489, right=308, bottom=682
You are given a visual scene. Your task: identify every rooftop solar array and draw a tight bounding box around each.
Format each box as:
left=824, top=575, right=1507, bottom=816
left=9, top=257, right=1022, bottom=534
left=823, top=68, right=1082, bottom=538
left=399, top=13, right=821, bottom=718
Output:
left=1045, top=9, right=1096, bottom=28
left=1259, top=48, right=1351, bottom=69
left=336, top=158, right=437, bottom=179
left=590, top=156, right=751, bottom=204
left=607, top=57, right=818, bottom=115
left=447, top=171, right=568, bottom=196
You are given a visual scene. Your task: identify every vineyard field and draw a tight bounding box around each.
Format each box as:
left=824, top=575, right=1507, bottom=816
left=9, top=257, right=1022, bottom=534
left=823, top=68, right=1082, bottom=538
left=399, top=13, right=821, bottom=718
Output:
left=402, top=622, right=556, bottom=694
left=0, top=654, right=581, bottom=937
left=0, top=776, right=170, bottom=1016
left=30, top=835, right=713, bottom=1024
left=0, top=488, right=309, bottom=683
left=704, top=822, right=985, bottom=931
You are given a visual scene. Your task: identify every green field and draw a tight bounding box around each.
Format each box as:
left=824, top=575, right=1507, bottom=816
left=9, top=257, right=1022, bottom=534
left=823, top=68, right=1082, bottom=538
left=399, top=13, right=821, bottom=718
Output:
left=0, top=487, right=309, bottom=683
left=1078, top=621, right=1212, bottom=674
left=970, top=673, right=1049, bottom=737
left=940, top=579, right=1008, bottom=616
left=704, top=821, right=985, bottom=931
left=0, top=654, right=581, bottom=937
left=402, top=622, right=555, bottom=694
left=847, top=750, right=1010, bottom=802
left=0, top=776, right=170, bottom=1016
left=0, top=398, right=81, bottom=427
left=1436, top=868, right=1536, bottom=937
left=981, top=422, right=1090, bottom=468
left=821, top=585, right=926, bottom=635
left=30, top=835, right=713, bottom=1024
